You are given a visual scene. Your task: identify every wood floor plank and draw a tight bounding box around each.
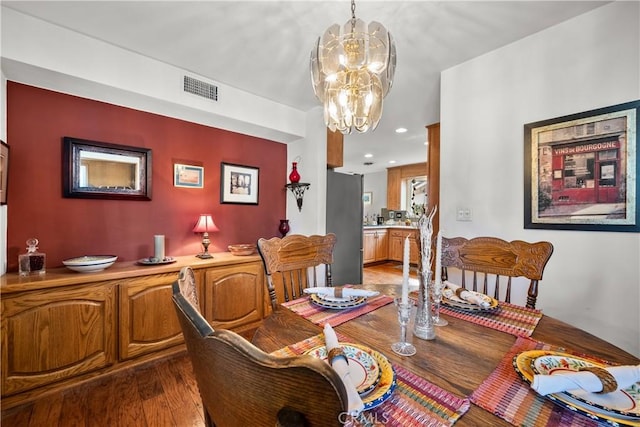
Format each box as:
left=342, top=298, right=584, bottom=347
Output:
left=170, top=356, right=204, bottom=416
left=28, top=392, right=63, bottom=427
left=135, top=362, right=166, bottom=400
left=85, top=375, right=119, bottom=426
left=57, top=383, right=88, bottom=427
left=1, top=402, right=33, bottom=427
left=154, top=357, right=204, bottom=426
left=114, top=367, right=147, bottom=427
left=140, top=389, right=176, bottom=426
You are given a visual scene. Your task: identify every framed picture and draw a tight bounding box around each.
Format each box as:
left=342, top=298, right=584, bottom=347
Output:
left=363, top=191, right=372, bottom=205
left=63, top=137, right=152, bottom=200
left=524, top=100, right=639, bottom=232
left=174, top=163, right=204, bottom=188
left=220, top=162, right=259, bottom=205
left=1, top=140, right=8, bottom=205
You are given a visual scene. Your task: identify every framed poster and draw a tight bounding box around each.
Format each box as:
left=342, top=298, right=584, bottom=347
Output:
left=524, top=100, right=639, bottom=232
left=220, top=162, right=259, bottom=205
left=174, top=163, right=204, bottom=188
left=363, top=192, right=372, bottom=205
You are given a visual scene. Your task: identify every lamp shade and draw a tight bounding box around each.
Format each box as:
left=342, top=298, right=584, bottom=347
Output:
left=193, top=214, right=219, bottom=233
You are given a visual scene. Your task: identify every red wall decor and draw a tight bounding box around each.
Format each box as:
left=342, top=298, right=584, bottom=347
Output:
left=5, top=82, right=287, bottom=271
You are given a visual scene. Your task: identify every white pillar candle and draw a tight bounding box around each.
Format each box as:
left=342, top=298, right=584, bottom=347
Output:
left=435, top=231, right=442, bottom=287
left=402, top=236, right=410, bottom=305
left=154, top=235, right=165, bottom=261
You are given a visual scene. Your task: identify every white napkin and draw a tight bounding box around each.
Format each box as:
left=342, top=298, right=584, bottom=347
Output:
left=304, top=287, right=379, bottom=298
left=442, top=281, right=491, bottom=309
left=323, top=323, right=364, bottom=416
left=531, top=365, right=640, bottom=395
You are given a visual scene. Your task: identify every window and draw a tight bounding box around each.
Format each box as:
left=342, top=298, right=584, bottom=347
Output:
left=563, top=153, right=594, bottom=188
left=402, top=176, right=427, bottom=216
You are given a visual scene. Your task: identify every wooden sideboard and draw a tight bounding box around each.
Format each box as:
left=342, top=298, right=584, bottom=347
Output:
left=0, top=253, right=266, bottom=408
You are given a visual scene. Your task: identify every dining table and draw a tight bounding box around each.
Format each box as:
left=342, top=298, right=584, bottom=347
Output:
left=251, top=283, right=640, bottom=426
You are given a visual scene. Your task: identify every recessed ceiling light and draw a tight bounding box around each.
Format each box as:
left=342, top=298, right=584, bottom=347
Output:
left=389, top=160, right=396, bottom=164
left=395, top=127, right=408, bottom=133
left=364, top=153, right=373, bottom=158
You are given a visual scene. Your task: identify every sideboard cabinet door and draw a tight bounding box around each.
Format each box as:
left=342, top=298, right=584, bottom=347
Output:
left=203, top=261, right=264, bottom=335
left=1, top=283, right=117, bottom=396
left=119, top=270, right=203, bottom=360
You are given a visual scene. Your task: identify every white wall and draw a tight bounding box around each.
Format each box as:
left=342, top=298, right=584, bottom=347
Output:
left=1, top=7, right=305, bottom=145
left=286, top=107, right=327, bottom=237
left=441, top=2, right=640, bottom=356
left=363, top=171, right=387, bottom=221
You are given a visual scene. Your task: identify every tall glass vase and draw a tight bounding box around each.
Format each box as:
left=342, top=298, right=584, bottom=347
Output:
left=414, top=265, right=436, bottom=339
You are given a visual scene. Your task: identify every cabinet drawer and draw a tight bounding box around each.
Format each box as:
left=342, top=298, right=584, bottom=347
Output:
left=390, top=229, right=416, bottom=239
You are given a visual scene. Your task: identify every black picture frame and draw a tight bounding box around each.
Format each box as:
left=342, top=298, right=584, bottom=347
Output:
left=63, top=136, right=152, bottom=200
left=524, top=100, right=639, bottom=232
left=220, top=162, right=259, bottom=205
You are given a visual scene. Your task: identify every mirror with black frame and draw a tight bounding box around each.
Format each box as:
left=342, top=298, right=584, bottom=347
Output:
left=63, top=137, right=152, bottom=200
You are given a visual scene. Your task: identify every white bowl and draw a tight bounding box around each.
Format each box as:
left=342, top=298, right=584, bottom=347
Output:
left=63, top=255, right=118, bottom=272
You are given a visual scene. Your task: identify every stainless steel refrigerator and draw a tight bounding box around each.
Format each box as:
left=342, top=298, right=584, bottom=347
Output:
left=326, top=169, right=363, bottom=285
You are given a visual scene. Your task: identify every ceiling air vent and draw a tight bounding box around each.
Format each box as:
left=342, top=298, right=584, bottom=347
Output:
left=183, top=76, right=218, bottom=101
left=363, top=162, right=374, bottom=166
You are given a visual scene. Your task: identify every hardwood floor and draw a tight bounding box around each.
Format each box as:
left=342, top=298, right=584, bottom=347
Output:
left=1, top=263, right=405, bottom=427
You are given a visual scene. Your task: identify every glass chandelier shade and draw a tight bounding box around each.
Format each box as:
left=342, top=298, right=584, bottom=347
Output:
left=310, top=2, right=396, bottom=134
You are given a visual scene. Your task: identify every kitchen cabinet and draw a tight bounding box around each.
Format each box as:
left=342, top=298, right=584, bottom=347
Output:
left=386, top=162, right=428, bottom=212
left=388, top=228, right=419, bottom=265
left=363, top=229, right=388, bottom=264
left=0, top=253, right=266, bottom=409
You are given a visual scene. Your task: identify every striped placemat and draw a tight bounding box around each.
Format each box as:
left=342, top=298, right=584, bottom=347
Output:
left=439, top=302, right=543, bottom=337
left=282, top=294, right=394, bottom=327
left=469, top=337, right=602, bottom=427
left=273, top=333, right=470, bottom=426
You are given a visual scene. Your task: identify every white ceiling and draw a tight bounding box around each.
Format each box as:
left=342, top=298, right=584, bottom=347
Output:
left=3, top=1, right=608, bottom=174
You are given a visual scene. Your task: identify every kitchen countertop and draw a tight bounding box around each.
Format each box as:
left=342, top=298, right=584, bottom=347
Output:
left=363, top=224, right=417, bottom=229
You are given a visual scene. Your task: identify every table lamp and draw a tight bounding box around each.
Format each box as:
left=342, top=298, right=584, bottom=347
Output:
left=193, top=214, right=219, bottom=259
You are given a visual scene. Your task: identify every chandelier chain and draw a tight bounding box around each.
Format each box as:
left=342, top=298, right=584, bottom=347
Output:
left=351, top=0, right=356, bottom=20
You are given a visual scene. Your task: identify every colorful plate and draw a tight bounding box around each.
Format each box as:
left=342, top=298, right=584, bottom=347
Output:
left=317, top=294, right=360, bottom=303
left=442, top=289, right=499, bottom=311
left=531, top=353, right=640, bottom=418
left=513, top=350, right=640, bottom=426
left=306, top=344, right=380, bottom=396
left=306, top=343, right=396, bottom=411
left=309, top=293, right=367, bottom=310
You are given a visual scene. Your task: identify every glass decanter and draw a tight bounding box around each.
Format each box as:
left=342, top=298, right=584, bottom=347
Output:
left=19, top=238, right=46, bottom=276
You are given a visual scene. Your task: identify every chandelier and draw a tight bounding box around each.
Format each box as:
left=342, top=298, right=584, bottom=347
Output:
left=310, top=0, right=396, bottom=134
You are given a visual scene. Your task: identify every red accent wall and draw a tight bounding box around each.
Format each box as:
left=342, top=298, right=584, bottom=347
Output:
left=6, top=82, right=287, bottom=271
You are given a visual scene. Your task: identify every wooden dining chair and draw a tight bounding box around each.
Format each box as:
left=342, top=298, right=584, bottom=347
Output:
left=441, top=236, right=553, bottom=309
left=257, top=233, right=337, bottom=310
left=172, top=266, right=348, bottom=427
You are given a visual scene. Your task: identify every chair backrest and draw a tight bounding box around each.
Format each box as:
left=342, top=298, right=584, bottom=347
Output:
left=172, top=267, right=348, bottom=427
left=441, top=236, right=553, bottom=309
left=257, top=234, right=337, bottom=310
